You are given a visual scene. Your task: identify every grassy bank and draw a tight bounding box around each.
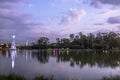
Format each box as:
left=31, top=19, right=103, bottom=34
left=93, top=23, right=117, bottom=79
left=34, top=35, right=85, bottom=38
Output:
left=102, top=76, right=120, bottom=80
left=0, top=73, right=54, bottom=80
left=0, top=73, right=120, bottom=80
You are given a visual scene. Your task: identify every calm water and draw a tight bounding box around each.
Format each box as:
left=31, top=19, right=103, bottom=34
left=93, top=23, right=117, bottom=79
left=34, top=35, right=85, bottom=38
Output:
left=0, top=49, right=120, bottom=80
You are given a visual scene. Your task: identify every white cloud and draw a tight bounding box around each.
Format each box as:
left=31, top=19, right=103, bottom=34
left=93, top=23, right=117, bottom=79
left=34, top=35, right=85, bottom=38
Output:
left=60, top=8, right=86, bottom=25
left=99, top=8, right=120, bottom=17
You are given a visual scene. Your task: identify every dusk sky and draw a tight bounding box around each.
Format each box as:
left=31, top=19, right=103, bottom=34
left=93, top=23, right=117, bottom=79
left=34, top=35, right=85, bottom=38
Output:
left=0, top=0, right=120, bottom=44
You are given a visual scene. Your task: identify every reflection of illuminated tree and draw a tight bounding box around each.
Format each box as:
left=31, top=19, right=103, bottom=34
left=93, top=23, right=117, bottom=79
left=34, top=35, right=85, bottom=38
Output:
left=10, top=50, right=16, bottom=68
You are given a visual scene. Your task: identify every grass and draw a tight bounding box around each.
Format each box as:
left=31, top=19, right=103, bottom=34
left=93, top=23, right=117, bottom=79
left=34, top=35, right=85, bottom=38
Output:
left=102, top=75, right=120, bottom=80
left=0, top=73, right=26, bottom=80
left=0, top=74, right=55, bottom=80
left=34, top=75, right=55, bottom=80
left=2, top=74, right=120, bottom=80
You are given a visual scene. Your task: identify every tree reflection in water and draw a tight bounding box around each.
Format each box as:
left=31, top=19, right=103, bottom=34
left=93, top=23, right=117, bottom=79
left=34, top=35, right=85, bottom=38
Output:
left=32, top=49, right=120, bottom=68
left=32, top=49, right=49, bottom=63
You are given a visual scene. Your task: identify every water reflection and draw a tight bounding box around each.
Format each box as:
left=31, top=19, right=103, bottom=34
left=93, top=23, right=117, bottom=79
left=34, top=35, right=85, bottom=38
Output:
left=25, top=50, right=28, bottom=61
left=10, top=50, right=16, bottom=68
left=32, top=49, right=120, bottom=68
left=0, top=49, right=120, bottom=80
left=32, top=49, right=49, bottom=63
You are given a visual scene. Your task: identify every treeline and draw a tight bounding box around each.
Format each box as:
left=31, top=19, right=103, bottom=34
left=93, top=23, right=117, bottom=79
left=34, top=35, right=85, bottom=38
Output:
left=30, top=32, right=120, bottom=49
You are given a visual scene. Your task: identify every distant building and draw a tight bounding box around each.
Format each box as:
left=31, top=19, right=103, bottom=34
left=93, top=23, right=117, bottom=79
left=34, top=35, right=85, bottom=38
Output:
left=0, top=43, right=11, bottom=49
left=25, top=40, right=29, bottom=46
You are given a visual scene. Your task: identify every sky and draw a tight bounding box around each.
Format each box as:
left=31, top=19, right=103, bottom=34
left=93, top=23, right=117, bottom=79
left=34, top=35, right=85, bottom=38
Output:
left=0, top=0, right=120, bottom=44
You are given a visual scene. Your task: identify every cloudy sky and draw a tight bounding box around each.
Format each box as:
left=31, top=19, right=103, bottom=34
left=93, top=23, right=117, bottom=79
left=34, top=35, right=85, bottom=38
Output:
left=0, top=0, right=120, bottom=44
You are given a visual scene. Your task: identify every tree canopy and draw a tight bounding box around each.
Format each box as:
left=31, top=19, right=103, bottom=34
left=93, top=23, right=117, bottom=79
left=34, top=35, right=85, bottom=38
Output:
left=31, top=32, right=120, bottom=49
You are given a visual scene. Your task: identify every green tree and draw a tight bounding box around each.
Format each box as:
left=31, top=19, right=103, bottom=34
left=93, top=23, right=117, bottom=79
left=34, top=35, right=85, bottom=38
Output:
left=37, top=37, right=49, bottom=48
left=69, top=34, right=74, bottom=42
left=62, top=38, right=70, bottom=48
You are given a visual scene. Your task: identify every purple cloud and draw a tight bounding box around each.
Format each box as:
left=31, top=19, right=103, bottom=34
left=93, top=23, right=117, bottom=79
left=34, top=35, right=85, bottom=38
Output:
left=0, top=0, right=24, bottom=9
left=107, top=16, right=120, bottom=24
left=91, top=0, right=120, bottom=8
left=91, top=0, right=103, bottom=8
left=0, top=0, right=45, bottom=44
left=0, top=5, right=61, bottom=44
left=99, top=0, right=120, bottom=5
left=0, top=0, right=22, bottom=3
left=116, top=25, right=120, bottom=30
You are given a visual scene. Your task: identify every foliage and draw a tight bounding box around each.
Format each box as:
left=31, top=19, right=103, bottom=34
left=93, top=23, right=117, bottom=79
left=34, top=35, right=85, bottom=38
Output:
left=31, top=32, right=120, bottom=49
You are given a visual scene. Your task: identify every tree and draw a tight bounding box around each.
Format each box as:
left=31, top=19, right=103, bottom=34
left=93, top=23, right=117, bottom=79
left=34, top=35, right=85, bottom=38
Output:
left=73, top=35, right=80, bottom=46
left=79, top=32, right=83, bottom=38
left=61, top=38, right=70, bottom=48
left=69, top=34, right=74, bottom=42
left=87, top=33, right=95, bottom=49
left=37, top=37, right=49, bottom=48
left=56, top=38, right=61, bottom=45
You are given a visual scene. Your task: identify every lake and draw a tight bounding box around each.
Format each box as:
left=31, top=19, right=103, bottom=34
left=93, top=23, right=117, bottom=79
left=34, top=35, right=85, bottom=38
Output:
left=0, top=49, right=120, bottom=80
